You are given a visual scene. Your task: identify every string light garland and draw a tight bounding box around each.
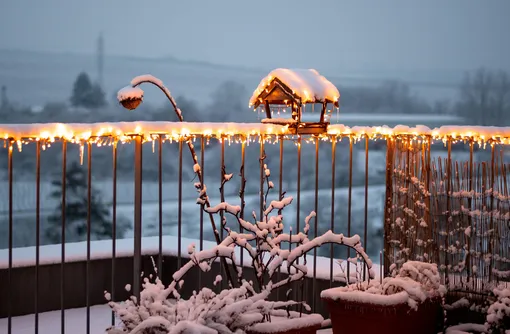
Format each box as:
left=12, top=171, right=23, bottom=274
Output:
left=1, top=122, right=510, bottom=156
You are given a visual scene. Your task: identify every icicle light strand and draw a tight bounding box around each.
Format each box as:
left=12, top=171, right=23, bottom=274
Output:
left=1, top=122, right=510, bottom=151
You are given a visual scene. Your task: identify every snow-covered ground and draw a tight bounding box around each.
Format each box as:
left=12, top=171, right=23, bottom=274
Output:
left=0, top=304, right=334, bottom=334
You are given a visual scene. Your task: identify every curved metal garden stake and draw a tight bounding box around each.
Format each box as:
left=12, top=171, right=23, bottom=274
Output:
left=123, top=76, right=235, bottom=288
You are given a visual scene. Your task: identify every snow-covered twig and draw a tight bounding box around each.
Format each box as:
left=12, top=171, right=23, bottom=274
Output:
left=107, top=144, right=375, bottom=334
left=200, top=155, right=375, bottom=292
left=126, top=74, right=235, bottom=289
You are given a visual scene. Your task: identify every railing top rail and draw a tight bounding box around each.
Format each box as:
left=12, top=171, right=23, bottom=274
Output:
left=0, top=121, right=287, bottom=142
left=0, top=121, right=509, bottom=144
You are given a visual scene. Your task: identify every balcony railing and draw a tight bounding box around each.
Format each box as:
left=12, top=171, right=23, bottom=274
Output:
left=1, top=121, right=509, bottom=333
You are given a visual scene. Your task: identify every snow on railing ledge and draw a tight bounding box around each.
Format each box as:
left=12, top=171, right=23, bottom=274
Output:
left=0, top=235, right=381, bottom=283
left=328, top=124, right=510, bottom=144
left=0, top=122, right=289, bottom=143
left=1, top=121, right=510, bottom=144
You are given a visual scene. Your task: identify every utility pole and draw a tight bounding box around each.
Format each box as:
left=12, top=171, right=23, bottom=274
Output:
left=97, top=32, right=104, bottom=88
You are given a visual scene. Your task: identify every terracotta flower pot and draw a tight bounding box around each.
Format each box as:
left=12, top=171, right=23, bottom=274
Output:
left=246, top=314, right=323, bottom=334
left=322, top=296, right=442, bottom=334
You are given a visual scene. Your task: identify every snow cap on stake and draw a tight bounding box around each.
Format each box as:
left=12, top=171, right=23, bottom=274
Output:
left=117, top=86, right=144, bottom=110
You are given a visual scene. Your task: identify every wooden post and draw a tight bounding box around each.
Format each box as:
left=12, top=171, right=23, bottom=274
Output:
left=383, top=137, right=395, bottom=276
left=320, top=101, right=327, bottom=123
left=264, top=100, right=271, bottom=119
left=292, top=102, right=300, bottom=123
left=445, top=138, right=452, bottom=287
left=425, top=137, right=432, bottom=257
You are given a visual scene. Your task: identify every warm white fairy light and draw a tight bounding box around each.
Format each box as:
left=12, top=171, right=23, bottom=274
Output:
left=1, top=122, right=510, bottom=157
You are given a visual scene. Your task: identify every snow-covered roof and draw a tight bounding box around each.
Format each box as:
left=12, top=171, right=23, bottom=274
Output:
left=249, top=68, right=340, bottom=107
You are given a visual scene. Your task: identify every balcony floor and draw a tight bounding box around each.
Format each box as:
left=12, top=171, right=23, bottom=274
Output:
left=0, top=304, right=111, bottom=334
left=0, top=305, right=334, bottom=333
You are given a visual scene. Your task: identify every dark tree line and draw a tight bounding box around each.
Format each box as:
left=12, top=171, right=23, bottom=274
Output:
left=454, top=68, right=510, bottom=126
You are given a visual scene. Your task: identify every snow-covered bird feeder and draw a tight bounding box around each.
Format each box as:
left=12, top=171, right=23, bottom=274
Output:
left=249, top=68, right=340, bottom=134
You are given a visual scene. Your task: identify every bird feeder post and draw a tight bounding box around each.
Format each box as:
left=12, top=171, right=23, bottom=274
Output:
left=264, top=100, right=271, bottom=119
left=320, top=101, right=327, bottom=123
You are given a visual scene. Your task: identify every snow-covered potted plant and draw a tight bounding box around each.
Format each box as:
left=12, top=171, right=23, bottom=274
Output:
left=321, top=261, right=446, bottom=334
left=441, top=284, right=510, bottom=333
left=105, top=154, right=374, bottom=334
left=486, top=284, right=510, bottom=333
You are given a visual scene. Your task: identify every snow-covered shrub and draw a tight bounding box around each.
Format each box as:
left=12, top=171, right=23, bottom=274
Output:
left=321, top=261, right=446, bottom=310
left=486, top=285, right=510, bottom=332
left=106, top=146, right=375, bottom=333
left=106, top=278, right=315, bottom=334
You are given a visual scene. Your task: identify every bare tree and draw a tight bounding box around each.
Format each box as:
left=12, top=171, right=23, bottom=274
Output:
left=492, top=70, right=510, bottom=124
left=456, top=68, right=510, bottom=126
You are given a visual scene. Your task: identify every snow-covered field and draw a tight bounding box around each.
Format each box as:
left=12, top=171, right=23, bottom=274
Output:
left=0, top=179, right=220, bottom=214
left=0, top=147, right=389, bottom=215
left=0, top=180, right=387, bottom=258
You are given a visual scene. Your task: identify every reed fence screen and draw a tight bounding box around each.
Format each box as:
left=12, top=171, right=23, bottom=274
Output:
left=384, top=136, right=510, bottom=296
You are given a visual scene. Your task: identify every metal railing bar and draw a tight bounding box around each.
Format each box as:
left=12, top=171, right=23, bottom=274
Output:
left=133, top=137, right=143, bottom=300
left=296, top=136, right=301, bottom=303
left=259, top=139, right=264, bottom=222
left=61, top=141, right=67, bottom=334
left=363, top=135, right=369, bottom=281
left=198, top=136, right=205, bottom=288
left=330, top=139, right=336, bottom=288
left=347, top=138, right=353, bottom=282
left=296, top=136, right=301, bottom=248
left=7, top=141, right=13, bottom=334
left=86, top=142, right=92, bottom=334
left=35, top=140, right=41, bottom=334
left=158, top=136, right=163, bottom=277
left=312, top=137, right=319, bottom=311
left=177, top=139, right=183, bottom=269
left=111, top=142, right=117, bottom=326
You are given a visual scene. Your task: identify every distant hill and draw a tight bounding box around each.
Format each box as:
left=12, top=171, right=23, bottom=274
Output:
left=0, top=49, right=462, bottom=110
left=0, top=49, right=267, bottom=109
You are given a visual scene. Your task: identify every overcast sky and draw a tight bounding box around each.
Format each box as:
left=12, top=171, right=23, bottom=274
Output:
left=0, top=0, right=509, bottom=73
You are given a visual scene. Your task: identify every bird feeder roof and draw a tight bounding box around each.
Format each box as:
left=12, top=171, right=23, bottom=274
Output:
left=249, top=68, right=339, bottom=108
